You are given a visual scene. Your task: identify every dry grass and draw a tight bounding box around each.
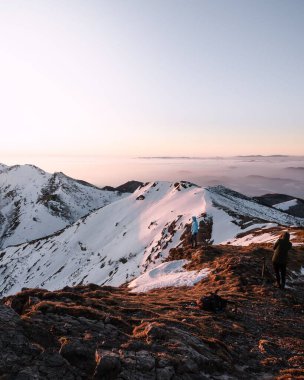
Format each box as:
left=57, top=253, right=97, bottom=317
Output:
left=2, top=243, right=304, bottom=379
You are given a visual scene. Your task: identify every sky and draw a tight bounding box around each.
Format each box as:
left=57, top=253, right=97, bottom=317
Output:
left=0, top=0, right=304, bottom=175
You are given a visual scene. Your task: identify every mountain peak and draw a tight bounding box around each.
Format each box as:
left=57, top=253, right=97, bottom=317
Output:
left=0, top=164, right=126, bottom=249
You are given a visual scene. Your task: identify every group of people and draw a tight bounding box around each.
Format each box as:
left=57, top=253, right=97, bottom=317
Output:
left=191, top=216, right=293, bottom=290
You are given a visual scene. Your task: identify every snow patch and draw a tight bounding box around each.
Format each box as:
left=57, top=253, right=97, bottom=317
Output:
left=274, top=199, right=298, bottom=211
left=226, top=232, right=278, bottom=246
left=128, top=259, right=210, bottom=293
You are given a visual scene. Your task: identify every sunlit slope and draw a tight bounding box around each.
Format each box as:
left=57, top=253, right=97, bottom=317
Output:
left=0, top=164, right=124, bottom=248
left=0, top=181, right=303, bottom=296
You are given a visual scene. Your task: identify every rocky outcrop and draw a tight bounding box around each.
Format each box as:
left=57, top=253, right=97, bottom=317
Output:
left=0, top=284, right=234, bottom=379
left=1, top=245, right=304, bottom=379
left=103, top=181, right=143, bottom=194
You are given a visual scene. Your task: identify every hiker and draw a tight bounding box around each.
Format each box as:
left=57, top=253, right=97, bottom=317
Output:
left=191, top=216, right=199, bottom=248
left=272, top=231, right=292, bottom=289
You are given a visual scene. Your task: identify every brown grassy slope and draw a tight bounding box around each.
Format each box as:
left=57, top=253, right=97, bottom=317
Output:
left=1, top=244, right=304, bottom=379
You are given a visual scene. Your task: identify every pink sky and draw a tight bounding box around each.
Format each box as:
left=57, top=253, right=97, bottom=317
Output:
left=1, top=155, right=304, bottom=198
left=0, top=1, right=303, bottom=162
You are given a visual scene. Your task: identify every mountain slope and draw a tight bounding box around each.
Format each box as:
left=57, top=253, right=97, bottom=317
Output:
left=0, top=181, right=303, bottom=297
left=1, top=245, right=304, bottom=379
left=254, top=193, right=304, bottom=218
left=0, top=164, right=125, bottom=248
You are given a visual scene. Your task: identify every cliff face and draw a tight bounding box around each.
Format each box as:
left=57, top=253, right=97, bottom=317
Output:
left=1, top=244, right=304, bottom=379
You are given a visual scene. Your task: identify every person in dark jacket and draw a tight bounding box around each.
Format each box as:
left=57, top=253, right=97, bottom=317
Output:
left=191, top=216, right=199, bottom=248
left=272, top=231, right=292, bottom=289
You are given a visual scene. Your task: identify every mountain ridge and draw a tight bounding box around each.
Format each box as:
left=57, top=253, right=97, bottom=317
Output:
left=0, top=163, right=125, bottom=249
left=0, top=180, right=303, bottom=297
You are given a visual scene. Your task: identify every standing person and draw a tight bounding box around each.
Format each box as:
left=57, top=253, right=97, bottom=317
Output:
left=191, top=216, right=199, bottom=248
left=272, top=231, right=292, bottom=289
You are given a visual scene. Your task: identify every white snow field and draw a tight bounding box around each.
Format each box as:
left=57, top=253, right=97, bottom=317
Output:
left=0, top=164, right=125, bottom=249
left=128, top=259, right=210, bottom=293
left=0, top=181, right=303, bottom=297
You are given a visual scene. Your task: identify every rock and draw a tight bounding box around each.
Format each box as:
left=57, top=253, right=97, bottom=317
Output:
left=13, top=369, right=40, bottom=380
left=156, top=366, right=175, bottom=380
left=94, top=350, right=121, bottom=379
left=135, top=350, right=155, bottom=371
left=176, top=357, right=199, bottom=374
left=144, top=323, right=170, bottom=343
left=59, top=338, right=95, bottom=371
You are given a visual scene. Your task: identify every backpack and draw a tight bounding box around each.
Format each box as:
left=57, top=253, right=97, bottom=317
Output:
left=198, top=293, right=227, bottom=312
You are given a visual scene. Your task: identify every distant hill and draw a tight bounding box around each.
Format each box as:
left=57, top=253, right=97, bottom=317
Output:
left=102, top=180, right=143, bottom=193
left=255, top=193, right=304, bottom=218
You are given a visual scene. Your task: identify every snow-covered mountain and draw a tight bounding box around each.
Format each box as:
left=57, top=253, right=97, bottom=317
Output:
left=0, top=181, right=303, bottom=297
left=254, top=193, right=304, bottom=218
left=0, top=164, right=125, bottom=248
